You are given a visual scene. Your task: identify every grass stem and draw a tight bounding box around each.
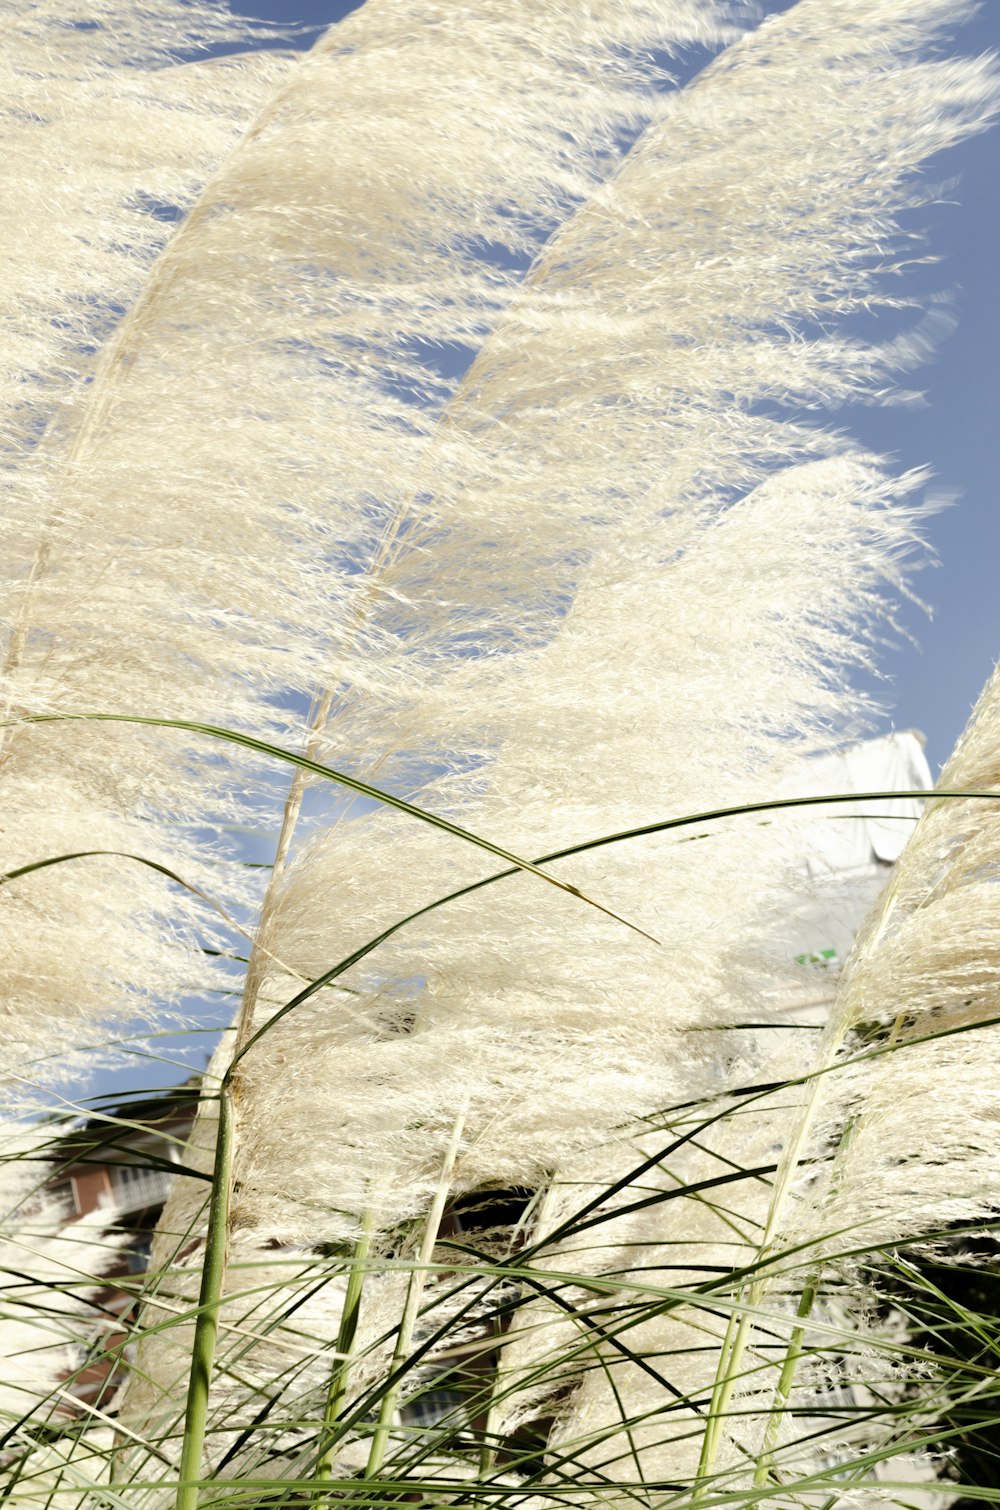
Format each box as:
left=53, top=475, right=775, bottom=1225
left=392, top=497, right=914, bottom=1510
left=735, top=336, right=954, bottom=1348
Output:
left=174, top=1087, right=234, bottom=1510
left=313, top=1207, right=376, bottom=1504
left=364, top=1101, right=468, bottom=1481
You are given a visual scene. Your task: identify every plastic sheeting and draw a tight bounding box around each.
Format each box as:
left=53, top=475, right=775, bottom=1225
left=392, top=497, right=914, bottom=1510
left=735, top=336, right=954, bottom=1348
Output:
left=781, top=731, right=932, bottom=971
left=799, top=730, right=932, bottom=876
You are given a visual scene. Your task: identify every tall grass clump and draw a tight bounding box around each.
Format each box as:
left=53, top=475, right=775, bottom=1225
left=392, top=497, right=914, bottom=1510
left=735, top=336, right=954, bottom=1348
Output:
left=1, top=2, right=998, bottom=1507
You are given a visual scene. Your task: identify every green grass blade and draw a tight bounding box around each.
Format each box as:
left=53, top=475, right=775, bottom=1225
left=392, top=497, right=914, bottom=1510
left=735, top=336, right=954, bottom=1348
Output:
left=10, top=713, right=660, bottom=944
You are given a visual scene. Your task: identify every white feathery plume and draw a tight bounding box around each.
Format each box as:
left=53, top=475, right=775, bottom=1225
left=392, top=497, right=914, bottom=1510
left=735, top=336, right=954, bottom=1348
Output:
left=9, top=0, right=994, bottom=1497
left=655, top=666, right=1000, bottom=1480
left=1, top=1, right=740, bottom=1100
left=324, top=0, right=993, bottom=767
left=698, top=665, right=1000, bottom=1499
left=93, top=0, right=748, bottom=1470
left=232, top=460, right=928, bottom=1247
left=157, top=0, right=996, bottom=1491
left=231, top=0, right=994, bottom=1239
left=782, top=661, right=1000, bottom=1265
left=0, top=4, right=285, bottom=1098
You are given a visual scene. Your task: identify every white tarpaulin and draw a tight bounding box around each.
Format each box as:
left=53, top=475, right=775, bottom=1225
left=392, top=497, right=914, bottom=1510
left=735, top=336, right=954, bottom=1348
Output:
left=799, top=729, right=932, bottom=877
left=781, top=730, right=932, bottom=970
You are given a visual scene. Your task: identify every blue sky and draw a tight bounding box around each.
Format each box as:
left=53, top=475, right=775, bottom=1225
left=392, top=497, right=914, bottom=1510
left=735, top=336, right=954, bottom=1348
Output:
left=836, top=1, right=1000, bottom=772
